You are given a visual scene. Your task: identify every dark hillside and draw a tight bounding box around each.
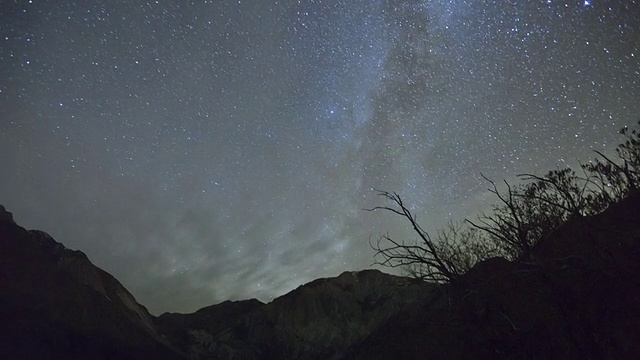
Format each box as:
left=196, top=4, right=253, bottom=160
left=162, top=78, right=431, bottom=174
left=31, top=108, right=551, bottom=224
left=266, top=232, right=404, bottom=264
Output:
left=347, top=191, right=640, bottom=359
left=156, top=269, right=435, bottom=359
left=0, top=207, right=185, bottom=360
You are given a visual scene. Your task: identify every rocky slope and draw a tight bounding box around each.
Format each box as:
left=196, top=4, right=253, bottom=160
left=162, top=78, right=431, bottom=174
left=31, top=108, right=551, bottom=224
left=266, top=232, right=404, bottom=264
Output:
left=0, top=206, right=185, bottom=359
left=158, top=269, right=435, bottom=359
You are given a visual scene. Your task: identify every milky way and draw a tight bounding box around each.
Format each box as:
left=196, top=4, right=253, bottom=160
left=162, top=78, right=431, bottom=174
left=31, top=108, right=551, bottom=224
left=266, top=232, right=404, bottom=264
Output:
left=1, top=0, right=639, bottom=314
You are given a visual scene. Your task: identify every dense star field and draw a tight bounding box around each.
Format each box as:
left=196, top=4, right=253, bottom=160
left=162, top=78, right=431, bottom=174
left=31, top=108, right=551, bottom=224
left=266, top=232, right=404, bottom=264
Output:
left=1, top=0, right=639, bottom=314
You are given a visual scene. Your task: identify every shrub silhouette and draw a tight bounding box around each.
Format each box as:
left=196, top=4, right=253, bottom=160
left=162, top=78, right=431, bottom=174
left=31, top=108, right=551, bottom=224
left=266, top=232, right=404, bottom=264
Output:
left=369, top=120, right=640, bottom=281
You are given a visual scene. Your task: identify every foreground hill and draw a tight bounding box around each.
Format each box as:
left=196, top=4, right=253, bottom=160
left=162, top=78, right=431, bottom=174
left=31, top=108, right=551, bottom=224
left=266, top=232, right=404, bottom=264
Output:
left=1, top=191, right=639, bottom=359
left=348, top=191, right=640, bottom=359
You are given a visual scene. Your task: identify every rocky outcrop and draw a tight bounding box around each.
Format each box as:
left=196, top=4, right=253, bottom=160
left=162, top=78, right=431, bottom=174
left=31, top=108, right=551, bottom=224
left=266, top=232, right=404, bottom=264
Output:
left=0, top=207, right=185, bottom=359
left=157, top=299, right=265, bottom=359
left=0, top=204, right=14, bottom=224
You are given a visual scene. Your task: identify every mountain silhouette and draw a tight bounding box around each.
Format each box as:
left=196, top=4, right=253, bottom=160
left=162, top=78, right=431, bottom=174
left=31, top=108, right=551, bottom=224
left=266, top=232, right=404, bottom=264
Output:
left=0, top=206, right=184, bottom=359
left=1, top=192, right=639, bottom=359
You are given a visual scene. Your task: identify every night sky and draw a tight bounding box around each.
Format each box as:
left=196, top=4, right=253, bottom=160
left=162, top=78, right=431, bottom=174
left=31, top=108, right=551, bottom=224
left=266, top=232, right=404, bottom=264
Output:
left=1, top=0, right=639, bottom=315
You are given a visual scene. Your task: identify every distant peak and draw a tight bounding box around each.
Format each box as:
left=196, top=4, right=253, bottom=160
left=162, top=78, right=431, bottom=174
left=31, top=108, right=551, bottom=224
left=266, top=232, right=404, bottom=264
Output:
left=0, top=204, right=15, bottom=224
left=339, top=269, right=384, bottom=278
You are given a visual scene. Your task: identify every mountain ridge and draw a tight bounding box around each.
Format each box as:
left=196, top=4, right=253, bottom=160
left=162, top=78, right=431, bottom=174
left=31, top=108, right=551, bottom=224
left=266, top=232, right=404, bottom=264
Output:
left=0, top=205, right=433, bottom=359
left=2, top=192, right=640, bottom=358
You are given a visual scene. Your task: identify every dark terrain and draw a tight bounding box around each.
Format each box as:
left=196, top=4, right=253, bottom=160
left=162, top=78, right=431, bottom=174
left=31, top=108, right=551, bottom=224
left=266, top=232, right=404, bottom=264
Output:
left=1, top=192, right=639, bottom=359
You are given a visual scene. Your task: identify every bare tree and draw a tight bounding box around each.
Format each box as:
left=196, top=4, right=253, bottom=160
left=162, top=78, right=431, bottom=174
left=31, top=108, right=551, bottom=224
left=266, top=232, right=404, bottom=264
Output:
left=581, top=121, right=640, bottom=202
left=432, top=221, right=499, bottom=275
left=467, top=167, right=601, bottom=260
left=465, top=175, right=559, bottom=260
left=366, top=190, right=458, bottom=283
left=517, top=168, right=593, bottom=216
left=368, top=121, right=640, bottom=274
left=365, top=191, right=496, bottom=283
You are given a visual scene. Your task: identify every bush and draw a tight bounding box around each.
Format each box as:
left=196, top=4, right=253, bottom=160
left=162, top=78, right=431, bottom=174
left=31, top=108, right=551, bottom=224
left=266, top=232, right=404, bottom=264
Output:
left=369, top=121, right=640, bottom=279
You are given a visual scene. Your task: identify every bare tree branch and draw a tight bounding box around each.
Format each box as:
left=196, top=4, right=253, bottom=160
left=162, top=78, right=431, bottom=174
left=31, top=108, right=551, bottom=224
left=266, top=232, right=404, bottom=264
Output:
left=366, top=190, right=463, bottom=283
